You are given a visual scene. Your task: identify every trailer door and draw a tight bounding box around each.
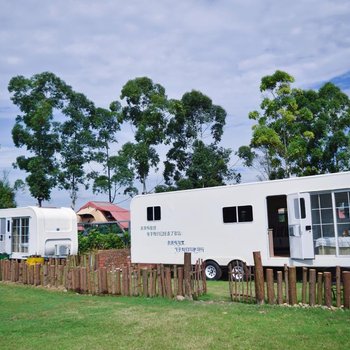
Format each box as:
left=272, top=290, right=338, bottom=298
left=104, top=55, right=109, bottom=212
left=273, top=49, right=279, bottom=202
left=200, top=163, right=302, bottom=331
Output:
left=0, top=218, right=12, bottom=254
left=287, top=193, right=314, bottom=259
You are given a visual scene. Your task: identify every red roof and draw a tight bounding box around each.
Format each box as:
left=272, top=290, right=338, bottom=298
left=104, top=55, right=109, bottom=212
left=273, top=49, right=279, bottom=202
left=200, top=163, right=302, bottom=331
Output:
left=77, top=201, right=130, bottom=229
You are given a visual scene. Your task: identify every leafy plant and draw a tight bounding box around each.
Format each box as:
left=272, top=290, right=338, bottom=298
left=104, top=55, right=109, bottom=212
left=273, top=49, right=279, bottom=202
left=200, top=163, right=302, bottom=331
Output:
left=78, top=229, right=130, bottom=254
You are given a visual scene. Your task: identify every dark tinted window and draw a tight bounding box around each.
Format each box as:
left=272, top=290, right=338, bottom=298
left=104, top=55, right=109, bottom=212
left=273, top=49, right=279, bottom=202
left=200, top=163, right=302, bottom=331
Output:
left=147, top=207, right=154, bottom=221
left=223, top=207, right=237, bottom=223
left=300, top=198, right=306, bottom=219
left=154, top=206, right=161, bottom=220
left=147, top=206, right=161, bottom=221
left=238, top=205, right=253, bottom=222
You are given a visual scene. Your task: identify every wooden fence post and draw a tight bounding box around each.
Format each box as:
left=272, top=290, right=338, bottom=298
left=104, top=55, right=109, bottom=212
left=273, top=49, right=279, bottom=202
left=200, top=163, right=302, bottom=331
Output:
left=253, top=251, right=265, bottom=305
left=343, top=271, right=350, bottom=309
left=116, top=268, right=121, bottom=295
left=142, top=269, right=148, bottom=297
left=266, top=268, right=275, bottom=304
left=284, top=264, right=289, bottom=305
left=34, top=264, right=41, bottom=286
left=13, top=260, right=19, bottom=282
left=42, top=264, right=48, bottom=286
left=160, top=265, right=166, bottom=297
left=309, top=269, right=316, bottom=306
left=10, top=260, right=16, bottom=282
left=58, top=265, right=64, bottom=286
left=277, top=271, right=283, bottom=304
left=122, top=266, right=128, bottom=296
left=22, top=263, right=28, bottom=284
left=336, top=266, right=341, bottom=308
left=302, top=267, right=308, bottom=304
left=152, top=269, right=157, bottom=297
left=137, top=265, right=142, bottom=295
left=177, top=267, right=184, bottom=296
left=99, top=267, right=108, bottom=294
left=165, top=267, right=173, bottom=299
left=80, top=267, right=87, bottom=294
left=28, top=265, right=34, bottom=285
left=317, top=272, right=323, bottom=305
left=173, top=264, right=178, bottom=295
left=201, top=260, right=207, bottom=294
left=288, top=267, right=297, bottom=305
left=184, top=253, right=192, bottom=298
left=49, top=265, right=56, bottom=286
left=157, top=265, right=163, bottom=297
left=19, top=261, right=24, bottom=284
left=324, top=272, right=332, bottom=308
left=149, top=269, right=154, bottom=297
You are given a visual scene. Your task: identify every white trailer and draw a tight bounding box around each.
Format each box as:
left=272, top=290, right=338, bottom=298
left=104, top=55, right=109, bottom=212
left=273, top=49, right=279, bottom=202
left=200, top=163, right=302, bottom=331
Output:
left=131, top=172, right=350, bottom=279
left=0, top=206, right=78, bottom=259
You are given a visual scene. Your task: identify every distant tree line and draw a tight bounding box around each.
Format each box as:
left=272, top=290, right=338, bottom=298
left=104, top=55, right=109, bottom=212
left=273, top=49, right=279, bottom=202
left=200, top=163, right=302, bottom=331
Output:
left=4, top=70, right=350, bottom=208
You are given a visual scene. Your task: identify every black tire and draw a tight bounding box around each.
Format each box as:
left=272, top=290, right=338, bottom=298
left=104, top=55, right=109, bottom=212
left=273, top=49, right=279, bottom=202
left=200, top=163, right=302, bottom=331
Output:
left=205, top=261, right=222, bottom=280
left=229, top=260, right=247, bottom=281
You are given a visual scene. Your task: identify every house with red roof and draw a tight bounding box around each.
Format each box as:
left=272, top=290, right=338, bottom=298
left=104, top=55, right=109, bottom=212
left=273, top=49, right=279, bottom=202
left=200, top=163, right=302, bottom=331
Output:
left=76, top=201, right=130, bottom=231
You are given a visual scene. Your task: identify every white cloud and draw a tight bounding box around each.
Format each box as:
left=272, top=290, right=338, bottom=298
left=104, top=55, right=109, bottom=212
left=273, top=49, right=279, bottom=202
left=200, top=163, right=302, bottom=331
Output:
left=1, top=0, right=350, bottom=208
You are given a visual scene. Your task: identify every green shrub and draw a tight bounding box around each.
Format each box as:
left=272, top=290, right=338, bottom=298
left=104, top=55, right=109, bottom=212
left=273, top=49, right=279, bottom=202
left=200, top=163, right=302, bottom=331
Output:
left=78, top=229, right=130, bottom=254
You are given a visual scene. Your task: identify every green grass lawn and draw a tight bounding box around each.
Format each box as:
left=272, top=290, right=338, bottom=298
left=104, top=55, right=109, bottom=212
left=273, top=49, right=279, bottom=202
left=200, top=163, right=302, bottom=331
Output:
left=0, top=282, right=349, bottom=350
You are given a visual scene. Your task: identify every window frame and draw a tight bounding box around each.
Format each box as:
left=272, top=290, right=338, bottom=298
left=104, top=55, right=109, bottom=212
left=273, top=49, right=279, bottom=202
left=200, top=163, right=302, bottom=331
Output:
left=222, top=205, right=253, bottom=224
left=147, top=206, right=161, bottom=221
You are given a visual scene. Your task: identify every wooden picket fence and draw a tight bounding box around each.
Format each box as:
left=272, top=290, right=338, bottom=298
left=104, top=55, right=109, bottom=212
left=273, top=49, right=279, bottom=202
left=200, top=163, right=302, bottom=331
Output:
left=0, top=253, right=206, bottom=299
left=229, top=251, right=350, bottom=308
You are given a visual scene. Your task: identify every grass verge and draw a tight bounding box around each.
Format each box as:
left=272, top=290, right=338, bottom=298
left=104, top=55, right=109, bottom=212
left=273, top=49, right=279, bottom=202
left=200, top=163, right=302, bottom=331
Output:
left=0, top=282, right=349, bottom=350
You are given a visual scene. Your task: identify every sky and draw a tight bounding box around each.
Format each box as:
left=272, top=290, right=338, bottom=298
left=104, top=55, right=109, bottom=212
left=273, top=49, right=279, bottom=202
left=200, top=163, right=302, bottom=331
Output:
left=1, top=0, right=350, bottom=210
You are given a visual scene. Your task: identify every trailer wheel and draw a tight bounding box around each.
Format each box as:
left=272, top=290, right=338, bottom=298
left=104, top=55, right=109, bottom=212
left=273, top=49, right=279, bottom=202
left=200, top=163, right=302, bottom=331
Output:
left=205, top=261, right=222, bottom=280
left=229, top=260, right=247, bottom=281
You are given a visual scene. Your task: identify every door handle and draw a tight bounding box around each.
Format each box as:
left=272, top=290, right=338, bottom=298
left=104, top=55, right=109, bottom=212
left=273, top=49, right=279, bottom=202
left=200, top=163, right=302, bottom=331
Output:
left=305, top=225, right=311, bottom=231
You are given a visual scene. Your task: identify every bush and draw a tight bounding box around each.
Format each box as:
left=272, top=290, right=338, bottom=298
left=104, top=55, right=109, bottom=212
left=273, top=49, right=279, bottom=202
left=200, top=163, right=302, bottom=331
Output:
left=78, top=229, right=130, bottom=254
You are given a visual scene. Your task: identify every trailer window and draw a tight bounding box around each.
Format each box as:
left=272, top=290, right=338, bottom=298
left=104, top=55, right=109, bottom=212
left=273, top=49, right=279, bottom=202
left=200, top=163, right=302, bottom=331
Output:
left=293, top=198, right=306, bottom=219
left=147, top=206, right=161, bottom=221
left=0, top=218, right=5, bottom=235
left=12, top=217, right=29, bottom=253
left=223, top=207, right=237, bottom=223
left=238, top=206, right=253, bottom=222
left=223, top=206, right=253, bottom=223
left=300, top=198, right=306, bottom=219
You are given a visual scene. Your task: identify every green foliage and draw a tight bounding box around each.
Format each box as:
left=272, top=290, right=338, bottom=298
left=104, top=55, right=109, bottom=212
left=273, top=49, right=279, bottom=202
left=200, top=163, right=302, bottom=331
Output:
left=163, top=90, right=235, bottom=190
left=119, top=77, right=169, bottom=193
left=7, top=72, right=243, bottom=204
left=162, top=141, right=237, bottom=191
left=78, top=229, right=130, bottom=254
left=91, top=138, right=138, bottom=201
left=9, top=72, right=72, bottom=206
left=239, top=70, right=350, bottom=179
left=0, top=173, right=17, bottom=208
left=89, top=103, right=125, bottom=203
left=57, top=91, right=96, bottom=208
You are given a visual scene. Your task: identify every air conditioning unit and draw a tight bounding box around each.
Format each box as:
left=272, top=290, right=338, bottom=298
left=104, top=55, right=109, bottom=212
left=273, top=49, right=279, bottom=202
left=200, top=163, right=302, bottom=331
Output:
left=54, top=244, right=70, bottom=256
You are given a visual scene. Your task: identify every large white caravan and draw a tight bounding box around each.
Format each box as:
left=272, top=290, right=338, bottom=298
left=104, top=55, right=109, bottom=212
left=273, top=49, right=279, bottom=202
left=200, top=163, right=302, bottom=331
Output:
left=131, top=172, right=350, bottom=279
left=0, top=206, right=78, bottom=259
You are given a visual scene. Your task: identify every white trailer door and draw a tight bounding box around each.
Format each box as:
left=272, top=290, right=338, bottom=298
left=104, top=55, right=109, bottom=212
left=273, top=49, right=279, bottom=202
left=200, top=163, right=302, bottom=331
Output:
left=0, top=218, right=5, bottom=253
left=287, top=193, right=314, bottom=259
left=0, top=218, right=12, bottom=254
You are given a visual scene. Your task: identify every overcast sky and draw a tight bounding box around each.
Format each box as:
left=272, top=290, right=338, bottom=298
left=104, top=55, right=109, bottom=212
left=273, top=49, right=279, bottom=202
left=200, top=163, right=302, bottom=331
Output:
left=1, top=0, right=350, bottom=209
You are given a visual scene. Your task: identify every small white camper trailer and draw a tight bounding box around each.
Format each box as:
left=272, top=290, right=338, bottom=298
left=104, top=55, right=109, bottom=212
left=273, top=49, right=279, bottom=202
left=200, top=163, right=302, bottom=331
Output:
left=0, top=206, right=78, bottom=259
left=131, top=172, right=350, bottom=279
